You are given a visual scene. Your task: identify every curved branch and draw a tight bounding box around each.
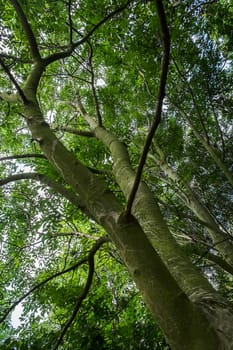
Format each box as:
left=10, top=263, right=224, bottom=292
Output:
left=0, top=57, right=28, bottom=103
left=0, top=236, right=108, bottom=324
left=0, top=53, right=32, bottom=64
left=0, top=260, right=86, bottom=324
left=186, top=244, right=233, bottom=276
left=0, top=172, right=86, bottom=211
left=10, top=0, right=41, bottom=61
left=125, top=0, right=170, bottom=216
left=43, top=0, right=131, bottom=66
left=52, top=236, right=106, bottom=350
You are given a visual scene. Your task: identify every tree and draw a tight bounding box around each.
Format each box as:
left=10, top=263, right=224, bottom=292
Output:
left=0, top=0, right=233, bottom=349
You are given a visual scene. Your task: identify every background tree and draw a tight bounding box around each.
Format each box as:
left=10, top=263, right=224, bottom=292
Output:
left=0, top=0, right=233, bottom=349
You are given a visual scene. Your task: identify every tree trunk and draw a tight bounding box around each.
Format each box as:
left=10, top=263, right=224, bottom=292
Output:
left=22, top=97, right=233, bottom=350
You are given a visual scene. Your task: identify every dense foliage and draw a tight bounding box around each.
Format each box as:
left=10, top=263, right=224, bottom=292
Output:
left=0, top=0, right=233, bottom=349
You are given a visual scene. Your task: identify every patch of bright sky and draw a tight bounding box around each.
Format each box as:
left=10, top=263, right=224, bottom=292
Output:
left=96, top=78, right=106, bottom=87
left=11, top=304, right=23, bottom=329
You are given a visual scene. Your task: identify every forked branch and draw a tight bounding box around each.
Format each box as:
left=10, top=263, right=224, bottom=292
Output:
left=44, top=0, right=131, bottom=65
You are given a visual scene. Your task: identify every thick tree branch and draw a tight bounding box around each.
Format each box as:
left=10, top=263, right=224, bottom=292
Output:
left=55, top=126, right=94, bottom=137
left=0, top=91, right=19, bottom=103
left=43, top=1, right=131, bottom=66
left=125, top=0, right=170, bottom=216
left=0, top=153, right=46, bottom=162
left=52, top=236, right=107, bottom=350
left=10, top=0, right=41, bottom=61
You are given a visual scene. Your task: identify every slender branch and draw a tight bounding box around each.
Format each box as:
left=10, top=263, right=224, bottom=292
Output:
left=0, top=260, right=87, bottom=323
left=43, top=1, right=131, bottom=66
left=0, top=153, right=46, bottom=162
left=0, top=57, right=28, bottom=103
left=172, top=57, right=210, bottom=143
left=52, top=236, right=107, bottom=350
left=170, top=99, right=233, bottom=188
left=192, top=0, right=217, bottom=11
left=51, top=232, right=109, bottom=241
left=190, top=244, right=233, bottom=275
left=0, top=52, right=32, bottom=64
left=205, top=82, right=225, bottom=156
left=0, top=236, right=108, bottom=324
left=67, top=0, right=73, bottom=45
left=55, top=126, right=94, bottom=137
left=10, top=0, right=41, bottom=61
left=87, top=41, right=103, bottom=126
left=125, top=0, right=170, bottom=216
left=0, top=172, right=86, bottom=212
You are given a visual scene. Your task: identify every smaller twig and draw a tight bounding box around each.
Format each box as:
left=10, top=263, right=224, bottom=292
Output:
left=0, top=57, right=28, bottom=104
left=205, top=82, right=225, bottom=157
left=43, top=0, right=132, bottom=66
left=87, top=41, right=103, bottom=126
left=68, top=31, right=102, bottom=126
left=67, top=0, right=73, bottom=45
left=0, top=172, right=88, bottom=214
left=0, top=92, right=19, bottom=103
left=192, top=0, right=217, bottom=11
